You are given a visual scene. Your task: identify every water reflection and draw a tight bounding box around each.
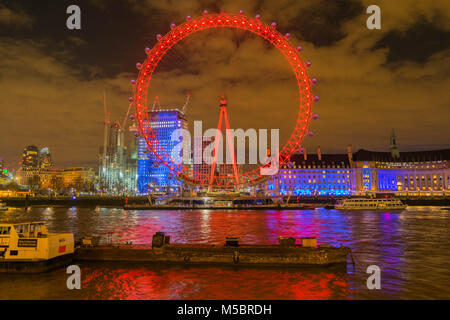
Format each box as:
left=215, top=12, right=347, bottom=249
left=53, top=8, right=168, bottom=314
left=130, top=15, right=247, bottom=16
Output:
left=0, top=206, right=449, bottom=299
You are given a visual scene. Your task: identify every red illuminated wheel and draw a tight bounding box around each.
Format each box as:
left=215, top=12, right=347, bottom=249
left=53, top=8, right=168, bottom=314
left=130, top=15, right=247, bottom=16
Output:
left=132, top=11, right=316, bottom=188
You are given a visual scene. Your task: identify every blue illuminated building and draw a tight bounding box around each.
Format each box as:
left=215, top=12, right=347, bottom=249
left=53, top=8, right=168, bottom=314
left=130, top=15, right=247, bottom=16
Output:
left=265, top=147, right=355, bottom=197
left=353, top=148, right=450, bottom=195
left=137, top=110, right=187, bottom=194
left=265, top=131, right=450, bottom=197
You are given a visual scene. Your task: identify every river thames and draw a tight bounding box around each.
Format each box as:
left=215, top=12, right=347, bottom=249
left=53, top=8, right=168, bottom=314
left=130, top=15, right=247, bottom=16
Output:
left=0, top=206, right=449, bottom=300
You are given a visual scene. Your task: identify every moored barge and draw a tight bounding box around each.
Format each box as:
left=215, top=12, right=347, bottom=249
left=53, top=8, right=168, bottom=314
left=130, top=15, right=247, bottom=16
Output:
left=75, top=232, right=351, bottom=268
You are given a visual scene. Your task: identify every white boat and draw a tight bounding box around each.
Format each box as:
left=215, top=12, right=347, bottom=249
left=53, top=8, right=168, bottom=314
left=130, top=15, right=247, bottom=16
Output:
left=0, top=201, right=8, bottom=211
left=0, top=221, right=74, bottom=272
left=335, top=198, right=407, bottom=210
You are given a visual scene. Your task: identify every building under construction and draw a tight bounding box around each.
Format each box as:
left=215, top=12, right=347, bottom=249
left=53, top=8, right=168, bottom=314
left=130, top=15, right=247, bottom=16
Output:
left=98, top=93, right=137, bottom=194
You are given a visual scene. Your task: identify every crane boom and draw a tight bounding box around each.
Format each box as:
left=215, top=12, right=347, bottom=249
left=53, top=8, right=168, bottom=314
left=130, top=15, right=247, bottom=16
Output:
left=122, top=101, right=133, bottom=130
left=151, top=96, right=161, bottom=111
left=181, top=92, right=190, bottom=114
left=101, top=91, right=110, bottom=183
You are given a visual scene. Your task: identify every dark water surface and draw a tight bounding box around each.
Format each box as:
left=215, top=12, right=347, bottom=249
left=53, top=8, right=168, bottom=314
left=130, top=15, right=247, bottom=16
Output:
left=0, top=206, right=449, bottom=299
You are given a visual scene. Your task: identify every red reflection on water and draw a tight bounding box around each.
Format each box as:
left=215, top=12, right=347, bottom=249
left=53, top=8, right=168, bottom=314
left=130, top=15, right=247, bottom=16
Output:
left=80, top=265, right=350, bottom=300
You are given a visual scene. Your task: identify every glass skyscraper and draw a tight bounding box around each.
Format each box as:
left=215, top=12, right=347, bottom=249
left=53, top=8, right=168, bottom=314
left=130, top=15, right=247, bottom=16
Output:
left=137, top=110, right=187, bottom=194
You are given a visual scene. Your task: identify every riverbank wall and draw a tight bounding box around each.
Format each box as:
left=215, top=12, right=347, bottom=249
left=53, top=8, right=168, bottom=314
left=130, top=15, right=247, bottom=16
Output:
left=1, top=195, right=448, bottom=208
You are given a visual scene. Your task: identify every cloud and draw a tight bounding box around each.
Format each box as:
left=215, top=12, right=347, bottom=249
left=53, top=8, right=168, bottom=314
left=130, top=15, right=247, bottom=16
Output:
left=134, top=0, right=450, bottom=156
left=0, top=4, right=34, bottom=28
left=0, top=37, right=132, bottom=169
left=1, top=0, right=449, bottom=172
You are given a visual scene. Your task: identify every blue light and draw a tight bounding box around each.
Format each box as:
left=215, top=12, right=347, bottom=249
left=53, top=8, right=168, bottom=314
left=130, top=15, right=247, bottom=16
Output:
left=137, top=110, right=184, bottom=194
left=362, top=167, right=372, bottom=190
left=275, top=168, right=353, bottom=197
left=378, top=170, right=399, bottom=191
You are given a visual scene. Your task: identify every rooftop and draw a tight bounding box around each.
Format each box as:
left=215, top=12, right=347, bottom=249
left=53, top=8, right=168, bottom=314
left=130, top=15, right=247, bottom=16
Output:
left=353, top=148, right=450, bottom=162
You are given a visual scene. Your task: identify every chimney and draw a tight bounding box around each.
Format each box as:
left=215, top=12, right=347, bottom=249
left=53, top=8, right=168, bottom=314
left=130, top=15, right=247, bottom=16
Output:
left=347, top=144, right=353, bottom=165
left=317, top=145, right=322, bottom=161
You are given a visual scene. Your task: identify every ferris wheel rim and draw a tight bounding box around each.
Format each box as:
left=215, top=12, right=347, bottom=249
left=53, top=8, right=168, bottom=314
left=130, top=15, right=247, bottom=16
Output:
left=133, top=12, right=315, bottom=187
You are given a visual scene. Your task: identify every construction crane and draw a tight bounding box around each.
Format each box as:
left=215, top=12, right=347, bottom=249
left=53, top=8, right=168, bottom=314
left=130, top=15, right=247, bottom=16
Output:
left=122, top=101, right=133, bottom=130
left=101, top=91, right=111, bottom=181
left=151, top=96, right=161, bottom=112
left=181, top=92, right=190, bottom=114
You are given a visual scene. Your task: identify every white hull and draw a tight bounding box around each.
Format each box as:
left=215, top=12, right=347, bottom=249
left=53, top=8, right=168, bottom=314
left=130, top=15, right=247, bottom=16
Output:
left=335, top=198, right=407, bottom=210
left=335, top=205, right=406, bottom=210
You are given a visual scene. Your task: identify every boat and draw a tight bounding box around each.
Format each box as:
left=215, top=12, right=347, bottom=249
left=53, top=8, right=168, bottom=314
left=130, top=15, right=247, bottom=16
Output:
left=0, top=201, right=8, bottom=211
left=74, top=232, right=351, bottom=268
left=335, top=198, right=407, bottom=210
left=0, top=221, right=74, bottom=273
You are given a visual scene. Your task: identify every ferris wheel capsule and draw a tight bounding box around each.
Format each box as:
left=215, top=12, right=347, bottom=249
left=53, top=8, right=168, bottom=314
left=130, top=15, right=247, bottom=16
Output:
left=129, top=114, right=135, bottom=120
left=311, top=78, right=317, bottom=84
left=271, top=22, right=277, bottom=28
left=255, top=14, right=261, bottom=20
left=308, top=131, right=314, bottom=137
left=203, top=10, right=208, bottom=15
left=145, top=47, right=151, bottom=55
left=128, top=97, right=134, bottom=102
left=136, top=63, right=142, bottom=70
left=297, top=46, right=302, bottom=52
left=285, top=33, right=290, bottom=39
left=170, top=23, right=176, bottom=29
left=186, top=15, right=191, bottom=21
left=156, top=34, right=162, bottom=41
left=239, top=10, right=244, bottom=15
left=314, top=96, right=320, bottom=102
left=130, top=79, right=136, bottom=85
left=311, top=114, right=319, bottom=120
left=306, top=61, right=311, bottom=67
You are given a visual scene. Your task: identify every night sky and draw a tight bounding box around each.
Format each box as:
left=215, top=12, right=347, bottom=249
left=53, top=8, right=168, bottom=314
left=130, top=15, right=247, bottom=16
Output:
left=0, top=0, right=449, bottom=170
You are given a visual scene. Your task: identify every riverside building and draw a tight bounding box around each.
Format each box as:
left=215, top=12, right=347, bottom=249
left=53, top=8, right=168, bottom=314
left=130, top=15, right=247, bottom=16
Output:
left=265, top=131, right=449, bottom=197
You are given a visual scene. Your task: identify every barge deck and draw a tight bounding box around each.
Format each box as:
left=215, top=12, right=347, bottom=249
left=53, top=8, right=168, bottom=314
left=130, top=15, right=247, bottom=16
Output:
left=74, top=243, right=351, bottom=267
